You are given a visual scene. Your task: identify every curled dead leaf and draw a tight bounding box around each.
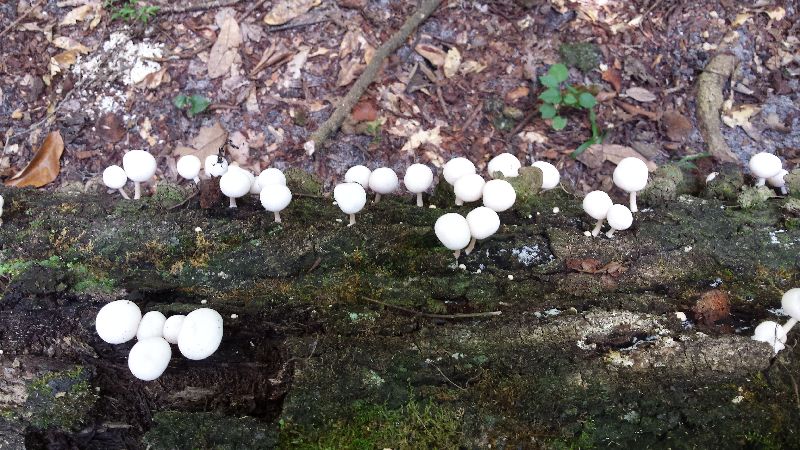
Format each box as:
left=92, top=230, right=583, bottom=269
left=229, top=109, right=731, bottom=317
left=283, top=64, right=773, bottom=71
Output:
left=415, top=43, right=447, bottom=67
left=577, top=144, right=657, bottom=171
left=443, top=47, right=461, bottom=78
left=263, top=0, right=322, bottom=26
left=602, top=67, right=622, bottom=92
left=5, top=131, right=64, bottom=188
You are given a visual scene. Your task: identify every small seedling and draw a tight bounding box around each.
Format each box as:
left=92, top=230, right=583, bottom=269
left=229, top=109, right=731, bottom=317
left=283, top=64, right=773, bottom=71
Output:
left=173, top=94, right=212, bottom=118
left=104, top=0, right=160, bottom=24
left=676, top=152, right=711, bottom=170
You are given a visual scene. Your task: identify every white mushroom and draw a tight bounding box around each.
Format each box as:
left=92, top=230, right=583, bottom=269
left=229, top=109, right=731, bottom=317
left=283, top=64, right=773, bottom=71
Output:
left=344, top=165, right=371, bottom=188
left=260, top=183, right=292, bottom=222
left=781, top=288, right=800, bottom=333
left=465, top=206, right=500, bottom=254
left=434, top=213, right=471, bottom=259
left=768, top=169, right=789, bottom=195
left=443, top=157, right=476, bottom=185
left=748, top=152, right=783, bottom=187
left=532, top=161, right=561, bottom=190
left=334, top=182, right=367, bottom=226
left=177, top=308, right=224, bottom=360
left=177, top=155, right=202, bottom=184
left=136, top=311, right=167, bottom=340
left=122, top=150, right=157, bottom=200
left=102, top=165, right=131, bottom=199
left=128, top=337, right=171, bottom=381
left=95, top=300, right=142, bottom=344
left=204, top=154, right=229, bottom=178
left=257, top=168, right=287, bottom=190
left=0, top=194, right=3, bottom=227
left=368, top=167, right=399, bottom=203
left=482, top=179, right=516, bottom=212
left=219, top=167, right=252, bottom=208
left=752, top=320, right=788, bottom=354
left=612, top=157, right=649, bottom=213
left=487, top=153, right=521, bottom=178
left=454, top=174, right=486, bottom=206
left=162, top=315, right=185, bottom=345
left=404, top=163, right=434, bottom=207
left=582, top=191, right=614, bottom=237
left=605, top=204, right=633, bottom=238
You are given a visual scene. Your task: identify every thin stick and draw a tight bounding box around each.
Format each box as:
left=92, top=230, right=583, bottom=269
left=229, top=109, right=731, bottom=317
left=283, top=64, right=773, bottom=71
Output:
left=363, top=297, right=501, bottom=320
left=0, top=0, right=45, bottom=39
left=158, top=0, right=241, bottom=14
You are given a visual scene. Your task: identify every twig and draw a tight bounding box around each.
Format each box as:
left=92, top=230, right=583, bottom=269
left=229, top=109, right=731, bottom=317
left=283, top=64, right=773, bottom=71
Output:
left=461, top=102, right=483, bottom=132
left=0, top=0, right=44, bottom=39
left=304, top=0, right=443, bottom=155
left=508, top=108, right=538, bottom=137
left=363, top=297, right=502, bottom=320
left=238, top=0, right=269, bottom=21
left=158, top=0, right=242, bottom=14
left=267, top=18, right=329, bottom=33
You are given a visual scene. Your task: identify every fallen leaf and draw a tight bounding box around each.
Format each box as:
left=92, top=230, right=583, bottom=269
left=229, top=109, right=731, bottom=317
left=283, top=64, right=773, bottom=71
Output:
left=350, top=100, right=378, bottom=122
left=443, top=47, right=461, bottom=78
left=602, top=67, right=622, bottom=92
left=5, top=131, right=64, bottom=187
left=401, top=126, right=442, bottom=154
left=721, top=104, right=760, bottom=128
left=337, top=56, right=364, bottom=87
left=95, top=112, right=126, bottom=143
left=505, top=86, right=529, bottom=103
left=60, top=4, right=93, bottom=26
left=732, top=13, right=751, bottom=26
left=282, top=47, right=309, bottom=88
left=141, top=67, right=170, bottom=89
left=263, top=0, right=322, bottom=25
left=208, top=15, right=242, bottom=79
left=625, top=86, right=657, bottom=102
left=176, top=122, right=228, bottom=163
left=517, top=131, right=548, bottom=145
left=459, top=60, right=486, bottom=75
left=577, top=144, right=657, bottom=171
left=764, top=6, right=785, bottom=21
left=53, top=36, right=90, bottom=53
left=617, top=100, right=661, bottom=121
left=415, top=43, right=447, bottom=67
left=49, top=50, right=79, bottom=76
left=11, top=109, right=24, bottom=120
left=245, top=86, right=260, bottom=113
left=227, top=131, right=251, bottom=166
left=661, top=111, right=693, bottom=141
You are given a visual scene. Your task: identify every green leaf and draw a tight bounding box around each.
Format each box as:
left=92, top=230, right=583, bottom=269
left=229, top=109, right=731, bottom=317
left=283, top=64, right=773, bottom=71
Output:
left=173, top=94, right=189, bottom=109
left=551, top=116, right=567, bottom=130
left=578, top=92, right=597, bottom=109
left=539, top=103, right=557, bottom=119
left=571, top=135, right=601, bottom=158
left=563, top=93, right=577, bottom=106
left=539, top=74, right=560, bottom=89
left=186, top=95, right=211, bottom=117
left=539, top=88, right=562, bottom=104
left=548, top=64, right=569, bottom=83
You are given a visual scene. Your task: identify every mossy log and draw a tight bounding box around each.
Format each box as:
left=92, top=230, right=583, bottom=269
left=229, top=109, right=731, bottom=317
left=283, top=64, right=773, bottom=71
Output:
left=1, top=167, right=800, bottom=449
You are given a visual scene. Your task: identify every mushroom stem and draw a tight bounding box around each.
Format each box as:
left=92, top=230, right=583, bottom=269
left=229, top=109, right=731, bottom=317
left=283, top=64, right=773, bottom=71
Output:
left=629, top=192, right=638, bottom=213
left=455, top=197, right=464, bottom=206
left=783, top=318, right=798, bottom=333
left=416, top=192, right=424, bottom=207
left=274, top=211, right=282, bottom=223
left=465, top=237, right=477, bottom=255
left=134, top=182, right=142, bottom=200
left=348, top=213, right=356, bottom=227
left=780, top=186, right=788, bottom=195
left=374, top=193, right=382, bottom=203
left=605, top=228, right=617, bottom=238
left=193, top=177, right=200, bottom=185
left=229, top=197, right=237, bottom=208
left=755, top=177, right=766, bottom=186
left=591, top=218, right=604, bottom=237
left=453, top=249, right=461, bottom=259
left=118, top=188, right=131, bottom=200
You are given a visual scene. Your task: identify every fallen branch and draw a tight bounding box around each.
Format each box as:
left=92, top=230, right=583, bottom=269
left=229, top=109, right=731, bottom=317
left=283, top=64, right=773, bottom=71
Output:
left=303, top=0, right=443, bottom=156
left=696, top=54, right=739, bottom=163
left=363, top=297, right=502, bottom=320
left=157, top=0, right=242, bottom=14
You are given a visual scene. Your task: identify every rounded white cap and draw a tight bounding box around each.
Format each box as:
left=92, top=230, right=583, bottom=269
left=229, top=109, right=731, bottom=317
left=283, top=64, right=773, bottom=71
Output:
left=606, top=204, right=633, bottom=231
left=344, top=165, right=371, bottom=188
left=487, top=153, right=521, bottom=178
left=103, top=165, right=128, bottom=189
left=482, top=179, right=516, bottom=212
left=334, top=182, right=367, bottom=214
left=749, top=152, right=782, bottom=179
left=177, top=155, right=201, bottom=181
left=404, top=164, right=434, bottom=193
left=162, top=315, right=185, bottom=345
left=781, top=288, right=800, bottom=320
left=612, top=157, right=649, bottom=193
left=434, top=213, right=471, bottom=251
left=122, top=150, right=157, bottom=183
left=768, top=169, right=789, bottom=188
left=466, top=206, right=500, bottom=240
left=128, top=337, right=171, bottom=381
left=443, top=157, right=476, bottom=185
left=177, top=308, right=223, bottom=360
left=96, top=300, right=142, bottom=344
left=136, top=311, right=167, bottom=340
left=260, top=184, right=292, bottom=212
left=752, top=320, right=788, bottom=353
left=368, top=167, right=399, bottom=194
left=532, top=161, right=561, bottom=190
left=204, top=155, right=229, bottom=177
left=219, top=169, right=252, bottom=199
left=582, top=191, right=613, bottom=220
left=454, top=174, right=486, bottom=203
left=257, top=168, right=287, bottom=189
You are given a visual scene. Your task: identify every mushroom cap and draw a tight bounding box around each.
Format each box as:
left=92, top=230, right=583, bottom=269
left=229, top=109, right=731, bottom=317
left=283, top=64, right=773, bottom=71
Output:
left=204, top=155, right=229, bottom=177
left=403, top=163, right=434, bottom=194
left=443, top=157, right=476, bottom=185
left=768, top=169, right=789, bottom=188
left=219, top=168, right=252, bottom=199
left=582, top=190, right=613, bottom=220
left=177, top=155, right=202, bottom=181
left=752, top=320, right=787, bottom=353
left=128, top=337, right=171, bottom=381
left=260, top=183, right=292, bottom=212
left=781, top=288, right=800, bottom=320
left=122, top=150, right=157, bottom=182
left=368, top=167, right=399, bottom=194
left=606, top=204, right=633, bottom=231
left=612, top=157, right=649, bottom=193
left=96, top=300, right=142, bottom=344
left=162, top=315, right=185, bottom=345
left=749, top=152, right=783, bottom=179
left=482, top=179, right=516, bottom=212
left=434, top=213, right=471, bottom=251
left=454, top=174, right=486, bottom=203
left=532, top=161, right=561, bottom=189
left=344, top=165, right=372, bottom=188
left=487, top=153, right=521, bottom=178
left=333, top=182, right=367, bottom=214
left=257, top=168, right=287, bottom=189
left=466, top=206, right=500, bottom=240
left=136, top=311, right=167, bottom=340
left=177, top=308, right=223, bottom=360
left=103, top=165, right=128, bottom=189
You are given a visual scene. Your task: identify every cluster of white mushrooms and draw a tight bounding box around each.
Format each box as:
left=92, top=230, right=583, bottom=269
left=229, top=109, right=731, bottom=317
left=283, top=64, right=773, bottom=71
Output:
left=582, top=157, right=649, bottom=238
left=753, top=289, right=800, bottom=354
left=102, top=150, right=157, bottom=199
left=95, top=300, right=223, bottom=381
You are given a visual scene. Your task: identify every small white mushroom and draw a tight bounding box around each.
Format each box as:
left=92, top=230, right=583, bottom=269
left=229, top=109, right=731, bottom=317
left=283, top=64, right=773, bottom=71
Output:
left=605, top=204, right=633, bottom=238
left=582, top=191, right=614, bottom=237
left=465, top=206, right=500, bottom=254
left=781, top=288, right=800, bottom=333
left=102, top=165, right=131, bottom=199
left=454, top=174, right=486, bottom=206
left=177, top=308, right=224, bottom=360
left=96, top=300, right=142, bottom=345
left=482, top=179, right=516, bottom=212
left=434, top=213, right=471, bottom=259
left=128, top=337, right=171, bottom=381
left=0, top=194, right=3, bottom=227
left=257, top=168, right=287, bottom=190
left=443, top=157, right=476, bottom=185
left=404, top=163, right=434, bottom=207
left=219, top=167, right=252, bottom=208
left=177, top=155, right=202, bottom=184
left=136, top=311, right=167, bottom=340
left=260, top=183, right=292, bottom=222
left=767, top=169, right=789, bottom=195
left=748, top=152, right=783, bottom=187
left=162, top=315, right=185, bottom=345
left=368, top=167, right=399, bottom=203
left=612, top=157, right=649, bottom=212
left=334, top=182, right=367, bottom=226
left=204, top=154, right=229, bottom=178
left=531, top=161, right=561, bottom=190
left=344, top=165, right=371, bottom=188
left=752, top=320, right=788, bottom=354
left=122, top=150, right=157, bottom=199
left=487, top=153, right=521, bottom=178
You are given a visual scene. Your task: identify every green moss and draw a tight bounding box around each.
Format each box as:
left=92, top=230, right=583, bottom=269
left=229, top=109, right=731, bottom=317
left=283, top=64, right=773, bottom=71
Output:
left=704, top=163, right=744, bottom=201
left=150, top=182, right=193, bottom=208
left=559, top=42, right=601, bottom=73
left=0, top=259, right=33, bottom=279
left=738, top=186, right=775, bottom=209
left=784, top=169, right=800, bottom=198
left=26, top=366, right=97, bottom=430
left=285, top=169, right=323, bottom=196
left=143, top=411, right=277, bottom=449
left=639, top=164, right=686, bottom=205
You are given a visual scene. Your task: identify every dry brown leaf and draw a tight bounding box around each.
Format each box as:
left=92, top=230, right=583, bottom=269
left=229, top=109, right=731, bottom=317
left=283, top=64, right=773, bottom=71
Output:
left=577, top=144, right=657, bottom=172
left=49, top=50, right=79, bottom=76
left=5, top=131, right=64, bottom=188
left=337, top=56, right=364, bottom=87
left=505, top=86, right=529, bottom=103
left=263, top=0, right=322, bottom=26
left=459, top=60, right=486, bottom=75
left=765, top=6, right=785, bottom=21
left=227, top=131, right=250, bottom=166
left=282, top=47, right=309, bottom=88
left=208, top=15, right=242, bottom=79
left=142, top=67, right=170, bottom=89
left=53, top=36, right=90, bottom=53
left=415, top=43, right=446, bottom=67
left=625, top=86, right=657, bottom=103
left=60, top=4, right=94, bottom=26
left=661, top=110, right=693, bottom=141
left=602, top=67, right=622, bottom=92
left=350, top=100, right=378, bottom=122
left=443, top=47, right=461, bottom=78
left=175, top=122, right=228, bottom=163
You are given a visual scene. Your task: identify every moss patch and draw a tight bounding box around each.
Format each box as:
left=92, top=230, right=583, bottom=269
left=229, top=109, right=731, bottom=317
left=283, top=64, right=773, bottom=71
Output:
left=25, top=367, right=97, bottom=430
left=143, top=411, right=277, bottom=449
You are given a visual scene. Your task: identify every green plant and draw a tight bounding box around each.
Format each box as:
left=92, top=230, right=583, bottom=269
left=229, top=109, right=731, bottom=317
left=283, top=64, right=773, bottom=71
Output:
left=675, top=152, right=712, bottom=170
left=103, top=0, right=160, bottom=24
left=173, top=94, right=212, bottom=118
